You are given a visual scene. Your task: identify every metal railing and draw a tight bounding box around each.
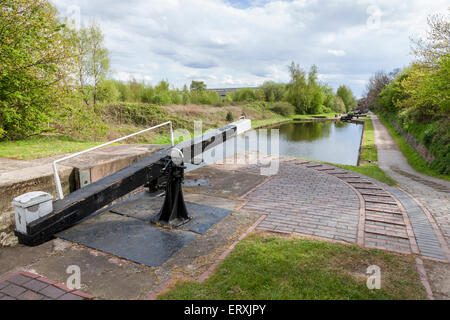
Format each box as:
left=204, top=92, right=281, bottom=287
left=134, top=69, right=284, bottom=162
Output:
left=52, top=121, right=174, bottom=200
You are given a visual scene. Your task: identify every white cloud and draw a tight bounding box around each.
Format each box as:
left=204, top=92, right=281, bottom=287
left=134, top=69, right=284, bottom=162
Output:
left=328, top=50, right=346, bottom=57
left=50, top=0, right=449, bottom=97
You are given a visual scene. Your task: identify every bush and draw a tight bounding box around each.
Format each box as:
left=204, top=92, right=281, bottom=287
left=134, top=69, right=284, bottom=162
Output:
left=190, top=90, right=222, bottom=105
left=271, top=102, right=295, bottom=116
left=232, top=88, right=256, bottom=102
left=259, top=81, right=286, bottom=102
left=226, top=111, right=235, bottom=122
left=322, top=106, right=333, bottom=114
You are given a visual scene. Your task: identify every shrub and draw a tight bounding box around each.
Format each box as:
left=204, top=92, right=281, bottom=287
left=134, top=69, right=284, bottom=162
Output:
left=260, top=81, right=286, bottom=102
left=190, top=90, right=222, bottom=105
left=322, top=106, right=333, bottom=114
left=232, top=88, right=256, bottom=102
left=271, top=102, right=295, bottom=116
left=226, top=111, right=235, bottom=122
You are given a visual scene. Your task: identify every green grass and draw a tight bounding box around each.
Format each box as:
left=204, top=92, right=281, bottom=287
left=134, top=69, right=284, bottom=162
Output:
left=159, top=234, right=427, bottom=300
left=0, top=136, right=102, bottom=160
left=0, top=132, right=182, bottom=160
left=377, top=114, right=450, bottom=181
left=334, top=163, right=397, bottom=186
left=251, top=116, right=290, bottom=128
left=292, top=113, right=339, bottom=119
left=360, top=118, right=377, bottom=162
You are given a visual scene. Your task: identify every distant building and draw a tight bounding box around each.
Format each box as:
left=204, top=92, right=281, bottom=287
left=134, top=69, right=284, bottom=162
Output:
left=207, top=87, right=257, bottom=98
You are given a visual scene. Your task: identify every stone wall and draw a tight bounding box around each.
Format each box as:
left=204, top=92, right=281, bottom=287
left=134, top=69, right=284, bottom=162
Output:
left=393, top=123, right=435, bottom=163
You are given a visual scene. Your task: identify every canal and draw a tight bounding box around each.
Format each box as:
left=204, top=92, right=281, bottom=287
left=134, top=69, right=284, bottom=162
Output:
left=260, top=121, right=364, bottom=166
left=186, top=120, right=364, bottom=171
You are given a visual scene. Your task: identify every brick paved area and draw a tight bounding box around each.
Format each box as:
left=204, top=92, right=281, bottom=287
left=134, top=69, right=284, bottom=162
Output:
left=303, top=162, right=420, bottom=255
left=217, top=151, right=449, bottom=261
left=0, top=271, right=94, bottom=300
left=236, top=160, right=361, bottom=243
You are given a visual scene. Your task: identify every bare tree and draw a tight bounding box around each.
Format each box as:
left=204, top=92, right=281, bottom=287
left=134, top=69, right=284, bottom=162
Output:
left=364, top=71, right=392, bottom=110
left=411, top=9, right=450, bottom=67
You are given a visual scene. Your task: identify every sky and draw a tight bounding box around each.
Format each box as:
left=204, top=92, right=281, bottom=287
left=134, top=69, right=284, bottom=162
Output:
left=50, top=0, right=449, bottom=98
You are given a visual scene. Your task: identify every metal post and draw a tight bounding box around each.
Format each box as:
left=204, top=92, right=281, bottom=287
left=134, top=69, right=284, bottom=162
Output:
left=52, top=162, right=64, bottom=200
left=170, top=122, right=174, bottom=146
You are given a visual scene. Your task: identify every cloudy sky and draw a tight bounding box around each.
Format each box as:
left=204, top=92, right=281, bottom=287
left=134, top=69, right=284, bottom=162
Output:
left=50, top=0, right=449, bottom=98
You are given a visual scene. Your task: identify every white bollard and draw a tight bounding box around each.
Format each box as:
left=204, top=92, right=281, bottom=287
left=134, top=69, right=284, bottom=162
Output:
left=12, top=191, right=53, bottom=234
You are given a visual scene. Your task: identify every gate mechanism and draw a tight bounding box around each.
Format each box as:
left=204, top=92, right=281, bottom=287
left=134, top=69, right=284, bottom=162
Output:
left=14, top=118, right=252, bottom=246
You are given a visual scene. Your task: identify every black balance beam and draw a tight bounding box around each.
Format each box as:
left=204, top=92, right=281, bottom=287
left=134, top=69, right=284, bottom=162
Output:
left=16, top=123, right=240, bottom=245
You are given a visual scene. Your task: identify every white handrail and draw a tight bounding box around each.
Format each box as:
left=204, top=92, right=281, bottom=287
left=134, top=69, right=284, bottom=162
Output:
left=52, top=121, right=174, bottom=200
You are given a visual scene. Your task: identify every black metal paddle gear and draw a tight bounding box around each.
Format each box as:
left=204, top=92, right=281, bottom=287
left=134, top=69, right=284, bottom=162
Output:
left=150, top=157, right=191, bottom=227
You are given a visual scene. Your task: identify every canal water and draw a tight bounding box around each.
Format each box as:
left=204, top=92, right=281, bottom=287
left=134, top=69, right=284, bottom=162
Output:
left=185, top=120, right=364, bottom=172
left=258, top=121, right=364, bottom=166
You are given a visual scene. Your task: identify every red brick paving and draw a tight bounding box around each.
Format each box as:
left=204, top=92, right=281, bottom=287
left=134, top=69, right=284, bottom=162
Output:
left=0, top=271, right=94, bottom=300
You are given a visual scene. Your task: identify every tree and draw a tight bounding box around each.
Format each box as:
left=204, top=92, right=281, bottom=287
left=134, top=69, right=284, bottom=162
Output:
left=284, top=62, right=309, bottom=114
left=153, top=80, right=171, bottom=104
left=412, top=9, right=450, bottom=67
left=336, top=85, right=357, bottom=112
left=307, top=65, right=325, bottom=114
left=87, top=23, right=109, bottom=106
left=333, top=96, right=346, bottom=113
left=190, top=80, right=206, bottom=91
left=260, top=81, right=286, bottom=102
left=322, top=85, right=335, bottom=111
left=364, top=71, right=392, bottom=111
left=0, top=0, right=75, bottom=139
left=97, top=80, right=120, bottom=103
left=182, top=85, right=190, bottom=105
left=72, top=22, right=110, bottom=107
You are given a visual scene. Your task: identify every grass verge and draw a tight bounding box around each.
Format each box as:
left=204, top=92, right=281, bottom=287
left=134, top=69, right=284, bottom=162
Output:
left=252, top=116, right=290, bottom=128
left=360, top=118, right=377, bottom=162
left=0, top=136, right=101, bottom=160
left=334, top=163, right=397, bottom=186
left=159, top=233, right=427, bottom=300
left=377, top=114, right=450, bottom=181
left=292, top=113, right=339, bottom=119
